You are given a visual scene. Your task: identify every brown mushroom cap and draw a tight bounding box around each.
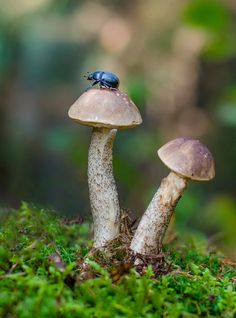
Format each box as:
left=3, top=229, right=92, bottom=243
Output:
left=68, top=88, right=142, bottom=129
left=157, top=137, right=215, bottom=181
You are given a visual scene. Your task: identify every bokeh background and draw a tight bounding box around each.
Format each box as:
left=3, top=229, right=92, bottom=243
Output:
left=0, top=0, right=236, bottom=258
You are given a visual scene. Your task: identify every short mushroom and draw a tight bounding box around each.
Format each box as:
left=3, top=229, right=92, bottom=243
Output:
left=68, top=88, right=142, bottom=248
left=130, top=137, right=215, bottom=255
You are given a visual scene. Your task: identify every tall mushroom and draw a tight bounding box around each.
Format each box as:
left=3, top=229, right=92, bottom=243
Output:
left=130, top=137, right=215, bottom=255
left=68, top=88, right=142, bottom=248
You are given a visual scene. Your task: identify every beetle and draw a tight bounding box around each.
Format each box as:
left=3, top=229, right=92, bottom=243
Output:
left=85, top=71, right=120, bottom=89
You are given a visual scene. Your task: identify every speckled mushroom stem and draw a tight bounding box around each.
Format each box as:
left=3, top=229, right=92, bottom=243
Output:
left=88, top=127, right=120, bottom=248
left=130, top=171, right=187, bottom=255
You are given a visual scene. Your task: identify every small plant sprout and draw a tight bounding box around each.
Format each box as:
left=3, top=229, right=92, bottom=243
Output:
left=130, top=137, right=215, bottom=256
left=68, top=88, right=142, bottom=248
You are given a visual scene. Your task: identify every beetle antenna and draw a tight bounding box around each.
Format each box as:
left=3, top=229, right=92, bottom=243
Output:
left=84, top=71, right=90, bottom=78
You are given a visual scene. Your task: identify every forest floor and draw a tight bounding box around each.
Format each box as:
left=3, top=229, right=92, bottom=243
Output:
left=0, top=203, right=236, bottom=318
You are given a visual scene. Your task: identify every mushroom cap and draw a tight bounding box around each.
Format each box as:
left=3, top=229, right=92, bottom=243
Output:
left=157, top=137, right=215, bottom=181
left=68, top=88, right=142, bottom=129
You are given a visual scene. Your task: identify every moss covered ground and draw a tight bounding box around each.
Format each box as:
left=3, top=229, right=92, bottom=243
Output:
left=0, top=203, right=236, bottom=318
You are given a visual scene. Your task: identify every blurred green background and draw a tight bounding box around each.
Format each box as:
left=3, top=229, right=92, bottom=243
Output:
left=0, top=0, right=236, bottom=258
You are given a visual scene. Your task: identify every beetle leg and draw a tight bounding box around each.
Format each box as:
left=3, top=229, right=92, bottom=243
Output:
left=85, top=80, right=100, bottom=92
left=92, top=80, right=99, bottom=86
left=100, top=82, right=110, bottom=89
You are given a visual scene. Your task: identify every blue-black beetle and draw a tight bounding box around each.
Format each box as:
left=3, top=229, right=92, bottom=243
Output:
left=86, top=71, right=120, bottom=89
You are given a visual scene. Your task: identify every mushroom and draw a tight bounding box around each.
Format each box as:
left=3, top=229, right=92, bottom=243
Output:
left=130, top=137, right=215, bottom=255
left=68, top=88, right=142, bottom=248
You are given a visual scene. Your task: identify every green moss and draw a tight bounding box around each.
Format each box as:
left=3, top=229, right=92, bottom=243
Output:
left=1, top=203, right=236, bottom=317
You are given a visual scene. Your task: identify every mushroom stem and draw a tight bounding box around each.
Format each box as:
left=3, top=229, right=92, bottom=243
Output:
left=88, top=127, right=120, bottom=248
left=130, top=171, right=187, bottom=255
